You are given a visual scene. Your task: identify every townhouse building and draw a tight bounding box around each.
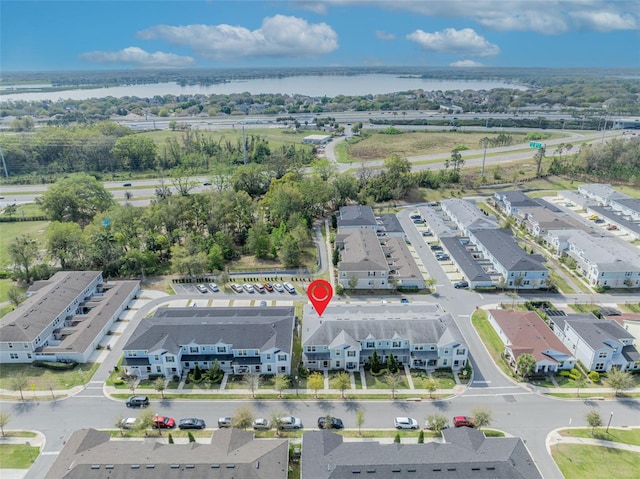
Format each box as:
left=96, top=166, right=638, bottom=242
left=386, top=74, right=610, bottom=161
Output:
left=0, top=271, right=139, bottom=364
left=549, top=313, right=640, bottom=372
left=122, top=307, right=294, bottom=379
left=302, top=304, right=468, bottom=372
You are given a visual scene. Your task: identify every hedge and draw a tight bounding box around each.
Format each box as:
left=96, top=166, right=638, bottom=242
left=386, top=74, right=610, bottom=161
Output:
left=33, top=360, right=77, bottom=370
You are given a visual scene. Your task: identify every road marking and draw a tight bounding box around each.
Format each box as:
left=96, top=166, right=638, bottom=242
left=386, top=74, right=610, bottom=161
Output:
left=89, top=381, right=103, bottom=384
left=472, top=380, right=491, bottom=384
left=85, top=386, right=103, bottom=389
left=478, top=294, right=484, bottom=299
left=42, top=452, right=60, bottom=456
left=463, top=392, right=533, bottom=398
left=458, top=314, right=470, bottom=318
left=469, top=386, right=522, bottom=389
left=73, top=395, right=104, bottom=398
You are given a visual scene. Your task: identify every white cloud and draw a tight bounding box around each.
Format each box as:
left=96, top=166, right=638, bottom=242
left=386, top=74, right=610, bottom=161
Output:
left=80, top=47, right=195, bottom=68
left=138, top=15, right=338, bottom=60
left=570, top=10, right=637, bottom=31
left=295, top=1, right=329, bottom=14
left=450, top=60, right=483, bottom=67
left=407, top=28, right=500, bottom=57
left=301, top=0, right=640, bottom=34
left=375, top=30, right=395, bottom=40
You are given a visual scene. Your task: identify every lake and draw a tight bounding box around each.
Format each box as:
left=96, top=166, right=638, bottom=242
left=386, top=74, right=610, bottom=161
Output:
left=0, top=74, right=527, bottom=102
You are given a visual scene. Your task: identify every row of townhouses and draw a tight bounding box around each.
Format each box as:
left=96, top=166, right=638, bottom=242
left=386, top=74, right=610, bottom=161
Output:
left=0, top=271, right=139, bottom=364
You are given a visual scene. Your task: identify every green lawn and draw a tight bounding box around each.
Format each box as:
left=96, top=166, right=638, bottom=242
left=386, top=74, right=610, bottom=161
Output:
left=0, top=362, right=99, bottom=391
left=0, top=444, right=40, bottom=469
left=559, top=428, right=640, bottom=446
left=471, top=310, right=514, bottom=378
left=0, top=220, right=50, bottom=268
left=620, top=303, right=640, bottom=313
left=363, top=370, right=409, bottom=389
left=0, top=278, right=27, bottom=304
left=552, top=444, right=640, bottom=479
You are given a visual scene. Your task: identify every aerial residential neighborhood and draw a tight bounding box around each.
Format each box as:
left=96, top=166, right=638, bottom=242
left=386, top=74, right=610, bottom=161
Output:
left=2, top=2, right=640, bottom=476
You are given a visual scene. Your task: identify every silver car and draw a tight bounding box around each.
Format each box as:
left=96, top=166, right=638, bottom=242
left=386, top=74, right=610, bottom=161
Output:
left=278, top=416, right=303, bottom=430
left=394, top=417, right=419, bottom=430
left=253, top=418, right=271, bottom=430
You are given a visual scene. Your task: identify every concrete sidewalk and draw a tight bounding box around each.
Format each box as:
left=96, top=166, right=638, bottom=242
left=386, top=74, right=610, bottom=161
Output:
left=546, top=428, right=640, bottom=454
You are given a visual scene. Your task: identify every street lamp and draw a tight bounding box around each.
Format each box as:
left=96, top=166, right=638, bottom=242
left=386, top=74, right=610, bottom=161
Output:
left=295, top=376, right=299, bottom=396
left=606, top=411, right=613, bottom=433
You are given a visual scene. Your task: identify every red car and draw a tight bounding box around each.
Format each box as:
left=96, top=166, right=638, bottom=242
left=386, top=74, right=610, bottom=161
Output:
left=453, top=416, right=475, bottom=428
left=263, top=282, right=274, bottom=292
left=606, top=224, right=618, bottom=230
left=152, top=415, right=176, bottom=429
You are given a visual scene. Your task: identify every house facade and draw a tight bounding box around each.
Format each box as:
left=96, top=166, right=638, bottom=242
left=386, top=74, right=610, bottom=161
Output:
left=0, top=271, right=139, bottom=364
left=302, top=304, right=468, bottom=372
left=122, top=307, right=294, bottom=380
left=549, top=314, right=640, bottom=372
left=487, top=309, right=576, bottom=374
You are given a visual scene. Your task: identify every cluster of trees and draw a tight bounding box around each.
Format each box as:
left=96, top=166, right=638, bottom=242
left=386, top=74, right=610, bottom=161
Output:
left=0, top=122, right=315, bottom=179
left=548, top=137, right=640, bottom=185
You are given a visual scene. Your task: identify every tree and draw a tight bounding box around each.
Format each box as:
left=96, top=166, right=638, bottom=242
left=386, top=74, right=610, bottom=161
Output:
left=425, top=378, right=438, bottom=399
left=534, top=147, right=546, bottom=177
left=385, top=372, right=403, bottom=400
left=308, top=372, right=325, bottom=399
left=7, top=286, right=25, bottom=307
left=11, top=374, right=28, bottom=401
left=513, top=275, right=524, bottom=293
left=605, top=368, right=634, bottom=397
left=334, top=371, right=351, bottom=399
left=516, top=353, right=537, bottom=380
left=426, top=277, right=437, bottom=292
left=425, top=413, right=448, bottom=435
left=574, top=375, right=588, bottom=398
left=387, top=352, right=399, bottom=374
left=270, top=411, right=285, bottom=437
left=232, top=405, right=255, bottom=430
left=243, top=372, right=261, bottom=399
left=394, top=433, right=401, bottom=443
left=274, top=374, right=290, bottom=399
left=8, top=235, right=39, bottom=284
left=38, top=173, right=114, bottom=227
left=347, top=274, right=358, bottom=290
left=192, top=364, right=202, bottom=381
left=111, top=134, right=157, bottom=170
left=471, top=407, right=493, bottom=430
left=127, top=376, right=137, bottom=395
left=418, top=430, right=425, bottom=443
left=136, top=410, right=155, bottom=434
left=154, top=377, right=166, bottom=399
left=46, top=221, right=86, bottom=269
left=370, top=349, right=382, bottom=374
left=0, top=411, right=10, bottom=436
left=187, top=432, right=196, bottom=443
left=355, top=409, right=365, bottom=436
left=168, top=433, right=174, bottom=444
left=585, top=409, right=602, bottom=435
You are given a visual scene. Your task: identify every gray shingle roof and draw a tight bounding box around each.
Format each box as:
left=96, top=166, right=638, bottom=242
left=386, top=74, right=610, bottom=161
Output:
left=45, top=428, right=289, bottom=479
left=556, top=314, right=635, bottom=350
left=337, top=205, right=377, bottom=230
left=302, top=429, right=542, bottom=479
left=124, top=307, right=294, bottom=355
left=337, top=229, right=389, bottom=272
left=440, top=237, right=493, bottom=282
left=472, top=229, right=548, bottom=272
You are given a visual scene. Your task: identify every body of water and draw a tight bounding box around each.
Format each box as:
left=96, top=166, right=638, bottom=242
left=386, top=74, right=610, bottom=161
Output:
left=0, top=74, right=527, bottom=102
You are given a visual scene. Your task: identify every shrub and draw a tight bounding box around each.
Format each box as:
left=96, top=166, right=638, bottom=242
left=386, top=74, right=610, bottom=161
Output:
left=113, top=378, right=125, bottom=385
left=570, top=368, right=580, bottom=377
left=33, top=360, right=77, bottom=370
left=588, top=371, right=600, bottom=383
left=559, top=370, right=571, bottom=378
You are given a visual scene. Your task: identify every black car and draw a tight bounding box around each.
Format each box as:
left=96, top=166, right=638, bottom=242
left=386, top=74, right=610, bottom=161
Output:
left=125, top=395, right=149, bottom=408
left=430, top=244, right=443, bottom=251
left=178, top=418, right=206, bottom=430
left=454, top=280, right=469, bottom=289
left=317, top=416, right=344, bottom=429
left=123, top=182, right=132, bottom=187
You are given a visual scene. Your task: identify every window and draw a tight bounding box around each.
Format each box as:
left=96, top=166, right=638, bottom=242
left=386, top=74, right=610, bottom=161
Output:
left=392, top=341, right=401, bottom=348
left=368, top=271, right=376, bottom=277
left=278, top=354, right=287, bottom=361
left=154, top=355, right=159, bottom=361
left=8, top=343, right=12, bottom=349
left=10, top=353, right=18, bottom=359
left=190, top=347, right=198, bottom=353
left=266, top=354, right=271, bottom=360
left=366, top=342, right=375, bottom=348
left=456, top=348, right=465, bottom=355
left=335, top=351, right=341, bottom=356
left=347, top=351, right=356, bottom=357
left=308, top=346, right=316, bottom=352
left=335, top=361, right=340, bottom=368
left=595, top=363, right=605, bottom=370
left=442, top=359, right=448, bottom=366
left=165, top=356, right=175, bottom=363
left=444, top=349, right=449, bottom=354
left=217, top=346, right=225, bottom=353
left=598, top=352, right=607, bottom=358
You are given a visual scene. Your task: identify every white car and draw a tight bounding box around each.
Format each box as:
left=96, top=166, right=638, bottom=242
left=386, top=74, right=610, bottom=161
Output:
left=230, top=283, right=243, bottom=293
left=121, top=417, right=137, bottom=429
left=242, top=283, right=255, bottom=293
left=278, top=416, right=303, bottom=430
left=282, top=282, right=296, bottom=294
left=208, top=283, right=219, bottom=292
left=273, top=283, right=284, bottom=292
left=394, top=417, right=419, bottom=430
left=253, top=418, right=271, bottom=430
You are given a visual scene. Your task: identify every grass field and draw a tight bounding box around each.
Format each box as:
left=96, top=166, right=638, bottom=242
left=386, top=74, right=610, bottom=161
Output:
left=0, top=220, right=49, bottom=268
left=552, top=444, right=640, bottom=479
left=0, top=444, right=40, bottom=469
left=471, top=309, right=514, bottom=378
left=0, top=362, right=99, bottom=391
left=0, top=278, right=27, bottom=304
left=559, top=428, right=640, bottom=446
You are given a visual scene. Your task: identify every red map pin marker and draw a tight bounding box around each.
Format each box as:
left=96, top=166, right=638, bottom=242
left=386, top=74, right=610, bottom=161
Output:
left=308, top=279, right=333, bottom=317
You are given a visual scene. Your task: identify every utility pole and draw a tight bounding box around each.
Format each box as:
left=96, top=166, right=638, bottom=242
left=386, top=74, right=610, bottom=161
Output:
left=242, top=125, right=247, bottom=165
left=0, top=144, right=8, bottom=178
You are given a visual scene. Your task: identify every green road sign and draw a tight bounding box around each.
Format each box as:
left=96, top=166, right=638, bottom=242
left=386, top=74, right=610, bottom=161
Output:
left=529, top=141, right=545, bottom=149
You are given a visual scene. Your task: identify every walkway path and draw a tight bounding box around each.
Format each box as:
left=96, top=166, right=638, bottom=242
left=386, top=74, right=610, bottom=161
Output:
left=546, top=429, right=640, bottom=454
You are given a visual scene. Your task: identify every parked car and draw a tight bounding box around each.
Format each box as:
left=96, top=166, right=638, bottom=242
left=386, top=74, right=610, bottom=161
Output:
left=317, top=416, right=344, bottom=429
left=178, top=418, right=206, bottom=430
left=218, top=417, right=233, bottom=428
left=125, top=395, right=149, bottom=408
left=278, top=416, right=303, bottom=430
left=203, top=182, right=212, bottom=186
left=453, top=416, right=475, bottom=428
left=121, top=417, right=138, bottom=429
left=123, top=182, right=132, bottom=187
left=152, top=415, right=176, bottom=429
left=430, top=244, right=443, bottom=251
left=273, top=283, right=284, bottom=292
left=263, top=282, right=274, bottom=292
left=197, top=284, right=208, bottom=293
left=594, top=218, right=605, bottom=224
left=412, top=218, right=425, bottom=224
left=394, top=417, right=419, bottom=430
left=436, top=254, right=450, bottom=261
left=208, top=283, right=219, bottom=292
left=254, top=283, right=265, bottom=293
left=253, top=418, right=271, bottom=430
left=230, top=283, right=243, bottom=293
left=588, top=214, right=600, bottom=220
left=454, top=280, right=469, bottom=289
left=422, top=231, right=433, bottom=236
left=283, top=282, right=296, bottom=294
left=242, top=283, right=255, bottom=293
left=400, top=298, right=410, bottom=304
left=606, top=224, right=618, bottom=230
left=410, top=214, right=421, bottom=220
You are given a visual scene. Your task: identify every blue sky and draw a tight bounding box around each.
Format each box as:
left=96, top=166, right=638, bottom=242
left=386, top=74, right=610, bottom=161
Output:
left=2, top=0, right=639, bottom=71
